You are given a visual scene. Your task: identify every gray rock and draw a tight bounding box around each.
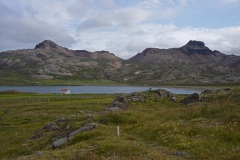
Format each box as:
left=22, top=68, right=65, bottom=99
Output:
left=109, top=96, right=128, bottom=109
left=85, top=113, right=92, bottom=119
left=172, top=151, right=193, bottom=156
left=181, top=93, right=200, bottom=105
left=105, top=107, right=121, bottom=112
left=131, top=96, right=141, bottom=102
left=30, top=116, right=67, bottom=140
left=52, top=137, right=67, bottom=149
left=42, top=122, right=60, bottom=131
left=78, top=111, right=85, bottom=114
left=52, top=124, right=97, bottom=148
left=170, top=96, right=177, bottom=102
left=150, top=89, right=174, bottom=98
left=126, top=92, right=145, bottom=102
left=55, top=116, right=66, bottom=123
left=69, top=124, right=97, bottom=137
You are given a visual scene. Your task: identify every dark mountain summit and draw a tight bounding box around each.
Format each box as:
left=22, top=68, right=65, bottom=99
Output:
left=34, top=40, right=58, bottom=49
left=185, top=40, right=205, bottom=47
left=179, top=40, right=224, bottom=58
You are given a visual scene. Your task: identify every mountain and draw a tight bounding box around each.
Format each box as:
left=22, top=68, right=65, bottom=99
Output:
left=128, top=40, right=225, bottom=63
left=0, top=40, right=240, bottom=85
left=34, top=40, right=122, bottom=61
left=0, top=40, right=123, bottom=85
left=113, top=40, right=240, bottom=85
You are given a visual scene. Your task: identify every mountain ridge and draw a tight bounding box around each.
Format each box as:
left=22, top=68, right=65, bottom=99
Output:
left=0, top=39, right=240, bottom=85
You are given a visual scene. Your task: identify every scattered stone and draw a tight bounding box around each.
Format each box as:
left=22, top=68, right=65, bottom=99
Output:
left=171, top=151, right=193, bottom=156
left=85, top=113, right=92, bottom=119
left=105, top=107, right=121, bottom=112
left=78, top=111, right=85, bottom=114
left=52, top=137, right=68, bottom=149
left=85, top=110, right=93, bottom=113
left=181, top=92, right=200, bottom=105
left=29, top=116, right=67, bottom=140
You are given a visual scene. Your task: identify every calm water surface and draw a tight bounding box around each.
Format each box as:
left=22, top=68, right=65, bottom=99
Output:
left=0, top=86, right=201, bottom=94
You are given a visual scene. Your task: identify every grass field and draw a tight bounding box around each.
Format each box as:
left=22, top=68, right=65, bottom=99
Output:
left=0, top=88, right=239, bottom=159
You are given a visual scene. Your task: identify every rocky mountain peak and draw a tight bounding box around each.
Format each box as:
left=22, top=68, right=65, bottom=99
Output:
left=34, top=40, right=58, bottom=49
left=186, top=40, right=205, bottom=47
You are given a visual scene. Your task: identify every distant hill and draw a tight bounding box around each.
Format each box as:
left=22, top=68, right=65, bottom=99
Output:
left=0, top=40, right=240, bottom=85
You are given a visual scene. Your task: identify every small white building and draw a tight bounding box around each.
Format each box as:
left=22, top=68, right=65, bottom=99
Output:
left=60, top=89, right=70, bottom=94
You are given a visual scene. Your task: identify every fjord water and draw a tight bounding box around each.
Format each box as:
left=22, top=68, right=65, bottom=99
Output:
left=0, top=86, right=201, bottom=94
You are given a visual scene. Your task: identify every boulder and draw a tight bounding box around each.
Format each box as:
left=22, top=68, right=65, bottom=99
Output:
left=126, top=92, right=145, bottom=102
left=109, top=96, right=128, bottom=109
left=181, top=93, right=200, bottom=105
left=150, top=89, right=174, bottom=98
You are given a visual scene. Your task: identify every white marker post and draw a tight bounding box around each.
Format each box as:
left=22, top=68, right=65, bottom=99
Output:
left=117, top=126, right=120, bottom=137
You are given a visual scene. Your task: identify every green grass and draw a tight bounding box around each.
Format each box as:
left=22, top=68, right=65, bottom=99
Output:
left=0, top=88, right=240, bottom=159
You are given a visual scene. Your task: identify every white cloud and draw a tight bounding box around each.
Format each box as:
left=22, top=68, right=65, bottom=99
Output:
left=0, top=2, right=75, bottom=51
left=74, top=21, right=240, bottom=59
left=0, top=0, right=240, bottom=59
left=78, top=7, right=148, bottom=31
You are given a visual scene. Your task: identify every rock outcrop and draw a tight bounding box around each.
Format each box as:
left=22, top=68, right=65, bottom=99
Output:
left=181, top=93, right=201, bottom=105
left=150, top=89, right=174, bottom=98
left=34, top=40, right=58, bottom=49
left=107, top=96, right=129, bottom=111
left=30, top=116, right=67, bottom=140
left=29, top=116, right=97, bottom=149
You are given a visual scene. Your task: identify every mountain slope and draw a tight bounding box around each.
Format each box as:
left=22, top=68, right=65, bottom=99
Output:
left=0, top=40, right=240, bottom=85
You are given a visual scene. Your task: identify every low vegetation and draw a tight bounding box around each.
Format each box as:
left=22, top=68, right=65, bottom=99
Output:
left=0, top=88, right=239, bottom=159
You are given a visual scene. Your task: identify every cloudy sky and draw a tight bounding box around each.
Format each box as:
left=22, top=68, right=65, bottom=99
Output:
left=1, top=0, right=240, bottom=59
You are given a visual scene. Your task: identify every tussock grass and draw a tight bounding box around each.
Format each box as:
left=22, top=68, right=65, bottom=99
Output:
left=0, top=88, right=240, bottom=159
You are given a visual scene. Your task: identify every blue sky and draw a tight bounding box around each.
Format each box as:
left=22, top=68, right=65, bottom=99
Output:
left=0, top=0, right=240, bottom=59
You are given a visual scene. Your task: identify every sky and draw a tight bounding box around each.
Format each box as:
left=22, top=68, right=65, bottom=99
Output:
left=0, top=0, right=240, bottom=59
